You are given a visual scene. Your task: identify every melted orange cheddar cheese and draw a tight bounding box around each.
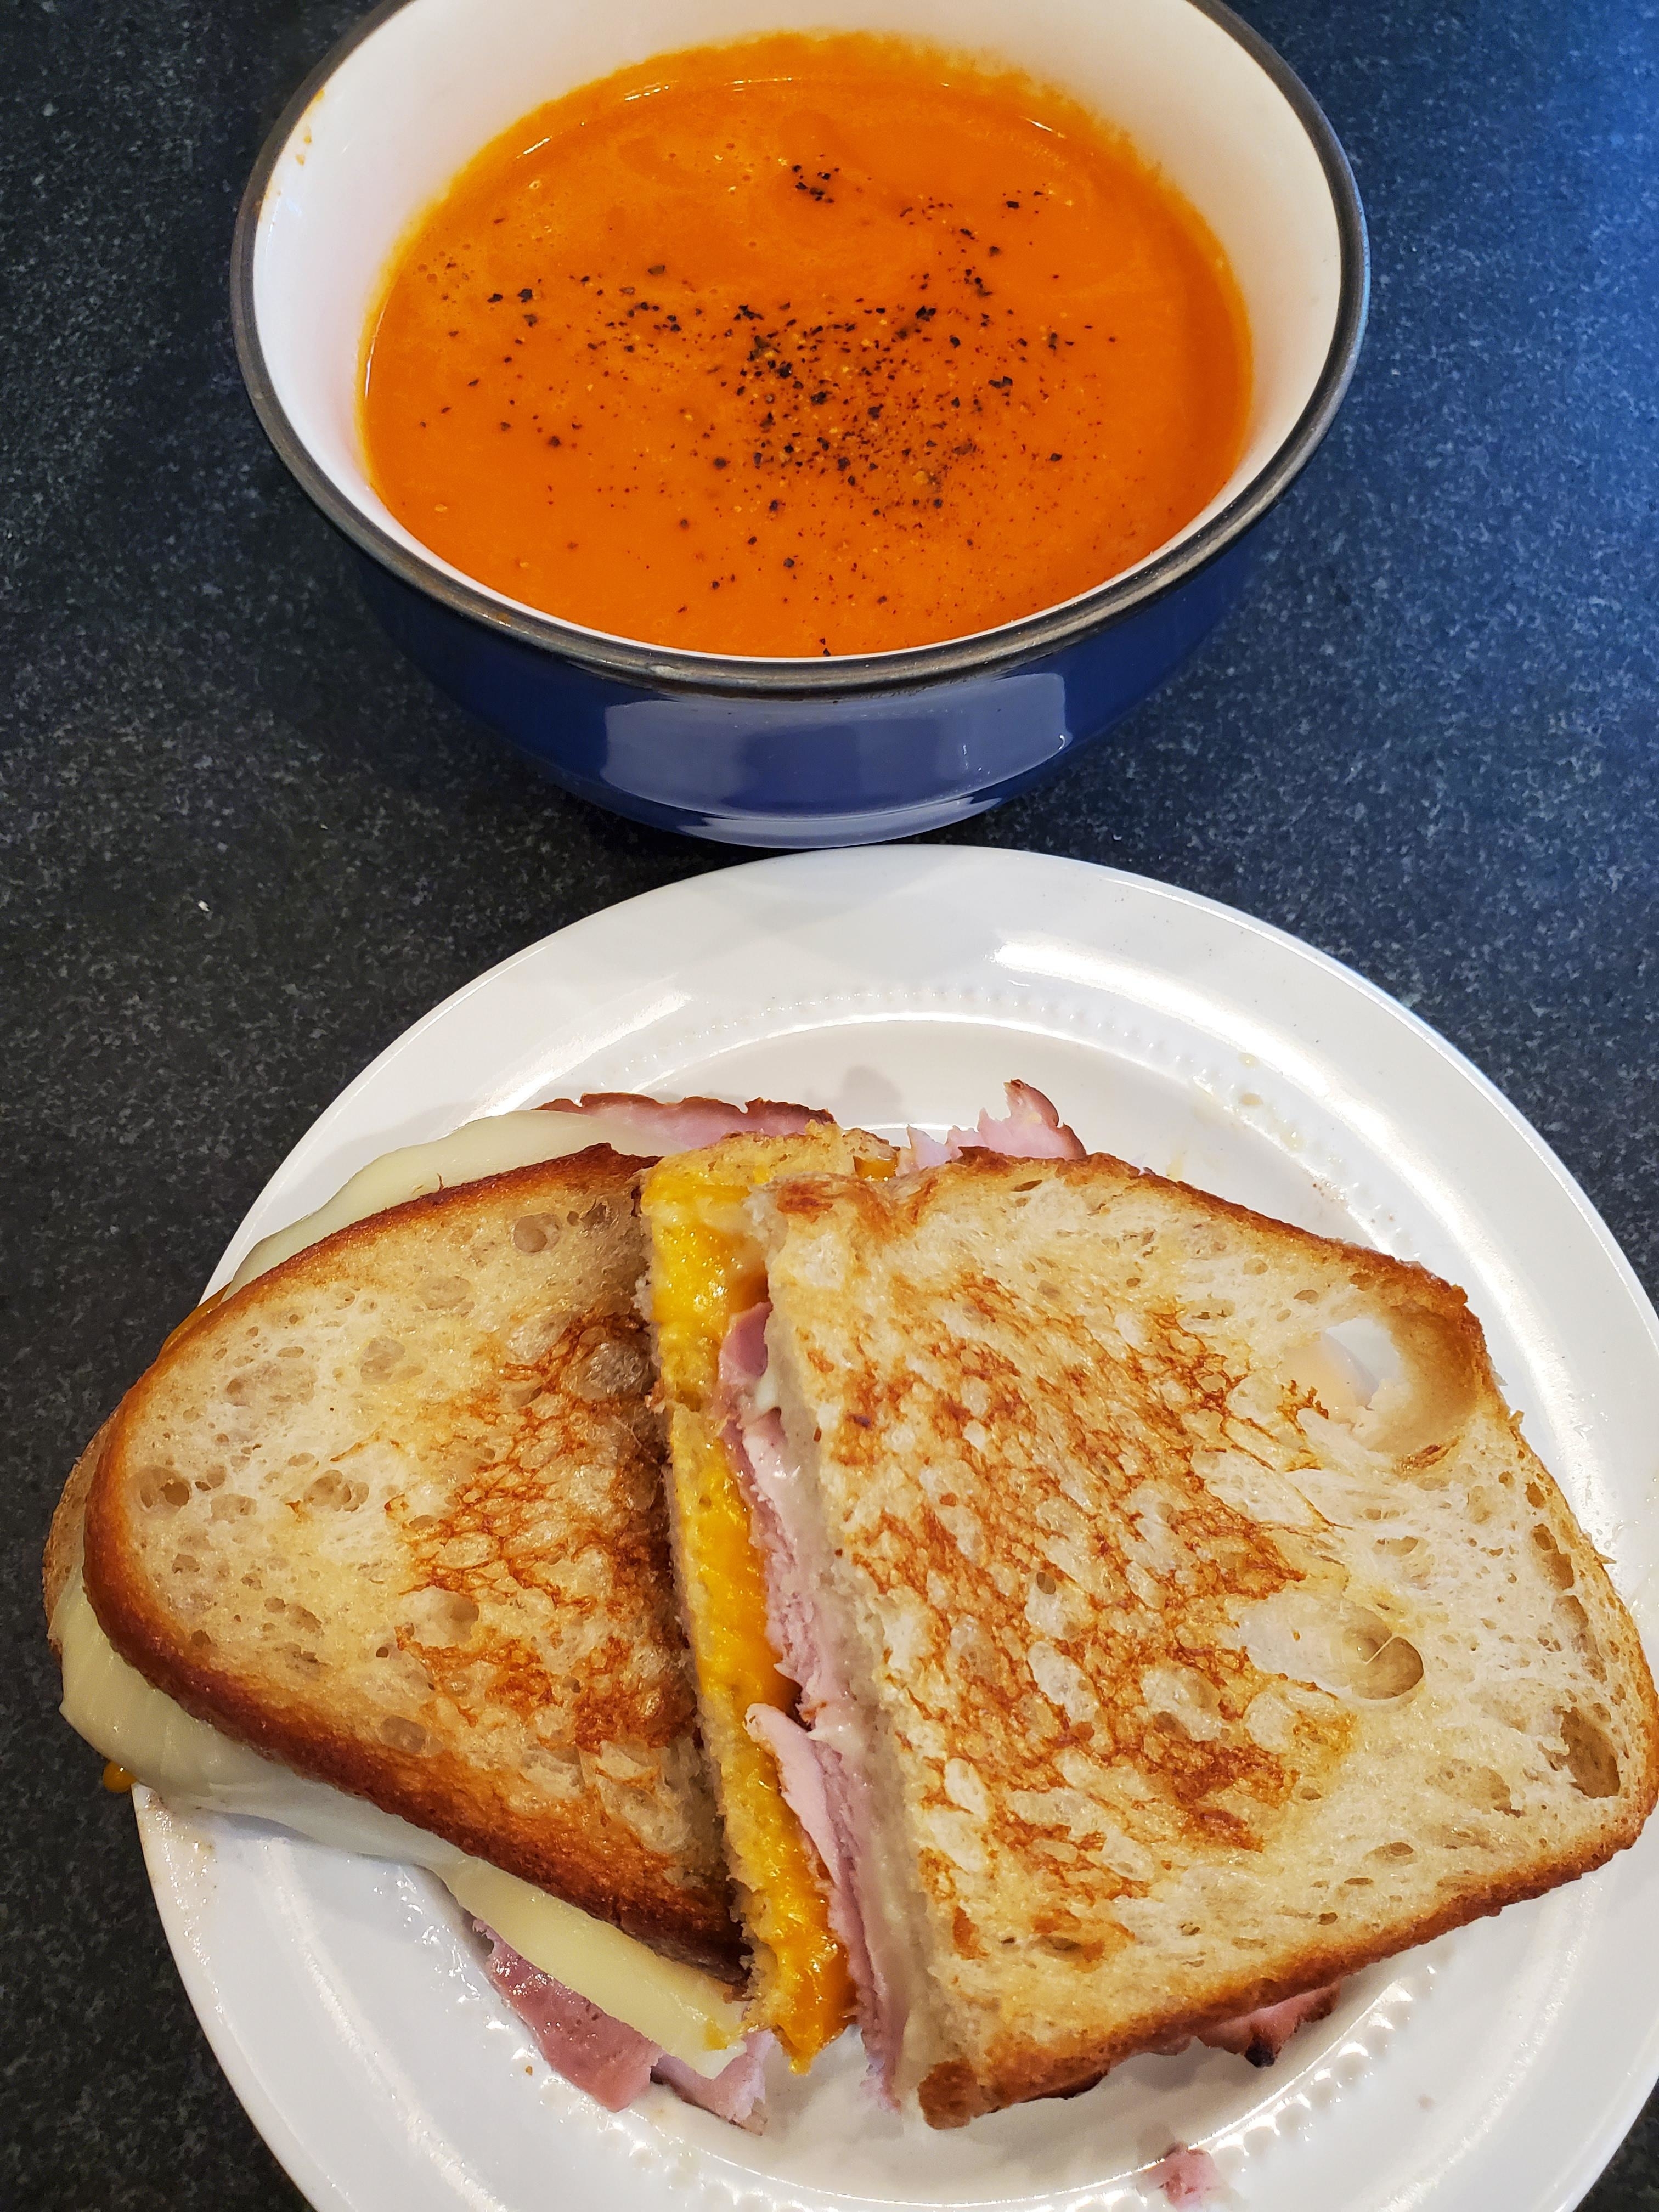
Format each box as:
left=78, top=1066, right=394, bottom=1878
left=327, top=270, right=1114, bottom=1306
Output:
left=644, top=1133, right=891, bottom=2066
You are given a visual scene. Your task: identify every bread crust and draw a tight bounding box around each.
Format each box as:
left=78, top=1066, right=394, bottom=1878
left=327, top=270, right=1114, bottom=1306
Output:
left=757, top=1150, right=1659, bottom=2119
left=44, top=1416, right=114, bottom=1642
left=72, top=1147, right=743, bottom=1980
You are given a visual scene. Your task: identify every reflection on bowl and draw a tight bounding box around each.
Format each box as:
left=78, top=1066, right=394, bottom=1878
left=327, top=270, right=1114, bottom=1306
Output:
left=233, top=0, right=1366, bottom=848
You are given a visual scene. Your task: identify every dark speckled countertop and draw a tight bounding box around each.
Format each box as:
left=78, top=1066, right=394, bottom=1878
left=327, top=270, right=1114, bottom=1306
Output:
left=2, top=0, right=1656, bottom=2205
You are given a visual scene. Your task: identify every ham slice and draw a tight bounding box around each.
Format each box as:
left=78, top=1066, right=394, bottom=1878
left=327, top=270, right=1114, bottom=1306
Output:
left=481, top=1933, right=659, bottom=2110
left=1148, top=2145, right=1224, bottom=2207
left=652, top=2040, right=771, bottom=2125
left=717, top=1312, right=904, bottom=2101
left=1195, top=1983, right=1341, bottom=2064
left=904, top=1079, right=1084, bottom=1168
left=747, top=1702, right=843, bottom=1875
left=479, top=1927, right=770, bottom=2127
left=540, top=1092, right=830, bottom=1149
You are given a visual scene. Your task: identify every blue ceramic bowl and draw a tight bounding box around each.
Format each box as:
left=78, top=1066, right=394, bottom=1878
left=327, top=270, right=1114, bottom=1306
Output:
left=232, top=0, right=1366, bottom=848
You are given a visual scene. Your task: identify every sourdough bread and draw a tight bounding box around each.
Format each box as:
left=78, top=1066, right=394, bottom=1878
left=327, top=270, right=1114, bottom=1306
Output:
left=65, top=1147, right=740, bottom=1976
left=753, top=1152, right=1659, bottom=2120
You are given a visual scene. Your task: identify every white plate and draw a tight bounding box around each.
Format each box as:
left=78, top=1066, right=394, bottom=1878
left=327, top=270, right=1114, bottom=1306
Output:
left=135, top=847, right=1659, bottom=2212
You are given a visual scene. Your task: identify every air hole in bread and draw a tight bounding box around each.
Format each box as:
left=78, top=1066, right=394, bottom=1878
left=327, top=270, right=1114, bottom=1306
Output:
left=1142, top=1663, right=1223, bottom=1742
left=419, top=1276, right=472, bottom=1313
left=1436, top=1760, right=1515, bottom=1813
left=572, top=1333, right=651, bottom=1401
left=303, top=1471, right=368, bottom=1512
left=188, top=1628, right=212, bottom=1650
left=196, top=1466, right=227, bottom=1491
left=359, top=1336, right=405, bottom=1383
left=1430, top=1823, right=1489, bottom=1850
left=173, top=1552, right=200, bottom=1575
left=143, top=1475, right=192, bottom=1513
left=401, top=1585, right=481, bottom=1646
left=512, top=1214, right=562, bottom=1254
left=225, top=1359, right=315, bottom=1410
left=1531, top=1525, right=1576, bottom=1590
left=1561, top=1708, right=1621, bottom=1798
left=1369, top=1840, right=1415, bottom=1861
left=378, top=1715, right=428, bottom=1754
left=1242, top=1593, right=1425, bottom=1701
left=210, top=1492, right=254, bottom=1521
left=1558, top=1595, right=1606, bottom=1678
left=1318, top=1911, right=1338, bottom=1923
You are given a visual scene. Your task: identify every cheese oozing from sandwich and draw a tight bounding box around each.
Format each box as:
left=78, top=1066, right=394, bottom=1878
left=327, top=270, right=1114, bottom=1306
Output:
left=227, top=1107, right=665, bottom=1294
left=641, top=1136, right=893, bottom=2068
left=54, top=1568, right=744, bottom=2068
left=58, top=1106, right=757, bottom=2073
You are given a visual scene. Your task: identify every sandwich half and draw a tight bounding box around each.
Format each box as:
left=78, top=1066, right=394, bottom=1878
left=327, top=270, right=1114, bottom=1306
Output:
left=721, top=1149, right=1659, bottom=2123
left=46, top=1097, right=835, bottom=2113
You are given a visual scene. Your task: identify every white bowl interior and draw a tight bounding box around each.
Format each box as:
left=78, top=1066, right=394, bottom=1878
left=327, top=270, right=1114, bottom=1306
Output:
left=254, top=0, right=1345, bottom=658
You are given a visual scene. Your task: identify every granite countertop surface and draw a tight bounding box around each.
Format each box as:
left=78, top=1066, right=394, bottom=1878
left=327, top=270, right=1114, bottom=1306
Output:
left=2, top=0, right=1656, bottom=2204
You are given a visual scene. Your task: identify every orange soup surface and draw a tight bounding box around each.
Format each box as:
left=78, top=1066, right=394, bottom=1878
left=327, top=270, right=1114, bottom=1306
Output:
left=362, top=35, right=1251, bottom=657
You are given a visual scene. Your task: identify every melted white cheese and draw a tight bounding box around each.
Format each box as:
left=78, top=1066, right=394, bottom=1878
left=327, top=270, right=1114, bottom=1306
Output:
left=228, top=1109, right=656, bottom=1293
left=62, top=1108, right=748, bottom=2072
left=55, top=1571, right=744, bottom=2069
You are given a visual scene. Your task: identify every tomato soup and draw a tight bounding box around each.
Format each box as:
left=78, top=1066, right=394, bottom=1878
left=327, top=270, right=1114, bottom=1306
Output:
left=361, top=34, right=1250, bottom=658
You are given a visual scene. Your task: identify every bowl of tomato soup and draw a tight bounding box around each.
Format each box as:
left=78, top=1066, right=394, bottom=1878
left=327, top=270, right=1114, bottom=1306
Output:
left=233, top=0, right=1365, bottom=845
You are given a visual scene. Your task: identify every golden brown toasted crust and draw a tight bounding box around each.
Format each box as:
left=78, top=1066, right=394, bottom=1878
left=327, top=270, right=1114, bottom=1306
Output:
left=540, top=1092, right=832, bottom=1124
left=756, top=1150, right=1659, bottom=2121
left=76, top=1146, right=743, bottom=1978
left=44, top=1418, right=114, bottom=1641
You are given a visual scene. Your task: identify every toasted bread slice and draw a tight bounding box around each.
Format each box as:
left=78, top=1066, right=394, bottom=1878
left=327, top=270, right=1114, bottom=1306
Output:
left=640, top=1126, right=895, bottom=2063
left=751, top=1152, right=1659, bottom=2121
left=66, top=1147, right=741, bottom=1977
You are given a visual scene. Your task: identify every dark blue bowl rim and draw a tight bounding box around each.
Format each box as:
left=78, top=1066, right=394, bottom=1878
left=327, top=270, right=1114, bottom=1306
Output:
left=229, top=0, right=1369, bottom=701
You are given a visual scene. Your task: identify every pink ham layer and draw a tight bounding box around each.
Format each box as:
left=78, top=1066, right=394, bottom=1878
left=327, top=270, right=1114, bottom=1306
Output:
left=480, top=1928, right=770, bottom=2126
left=1193, top=1982, right=1341, bottom=2063
left=904, top=1079, right=1085, bottom=1167
left=540, top=1092, right=830, bottom=1149
left=1148, top=2144, right=1225, bottom=2208
left=719, top=1305, right=902, bottom=2098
